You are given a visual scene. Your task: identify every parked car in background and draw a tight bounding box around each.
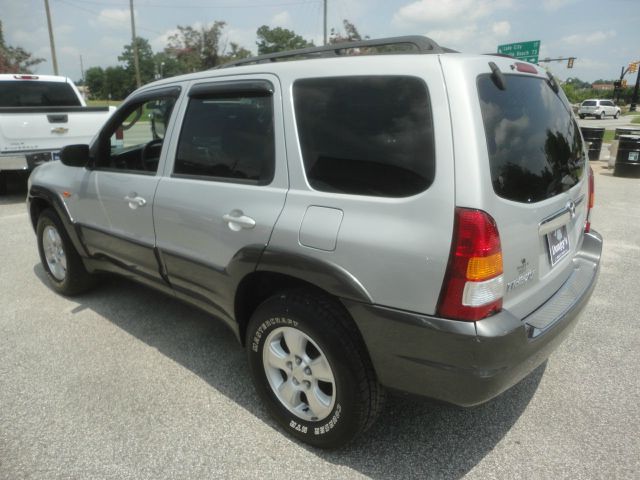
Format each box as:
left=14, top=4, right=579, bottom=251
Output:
left=27, top=36, right=602, bottom=448
left=0, top=74, right=115, bottom=194
left=578, top=99, right=621, bottom=119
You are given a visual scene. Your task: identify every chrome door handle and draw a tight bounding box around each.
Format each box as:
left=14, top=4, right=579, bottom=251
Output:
left=223, top=210, right=256, bottom=231
left=124, top=194, right=147, bottom=209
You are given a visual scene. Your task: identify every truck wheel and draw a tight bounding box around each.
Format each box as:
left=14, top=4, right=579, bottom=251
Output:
left=36, top=209, right=95, bottom=295
left=246, top=290, right=384, bottom=448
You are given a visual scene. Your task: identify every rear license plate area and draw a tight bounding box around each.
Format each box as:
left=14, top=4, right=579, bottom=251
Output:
left=547, top=225, right=570, bottom=267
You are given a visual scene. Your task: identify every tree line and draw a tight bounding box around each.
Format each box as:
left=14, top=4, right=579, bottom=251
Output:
left=85, top=20, right=365, bottom=100
left=0, top=18, right=364, bottom=100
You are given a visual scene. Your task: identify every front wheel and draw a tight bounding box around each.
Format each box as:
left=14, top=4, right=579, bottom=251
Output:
left=36, top=209, right=96, bottom=295
left=614, top=111, right=620, bottom=119
left=246, top=290, right=383, bottom=448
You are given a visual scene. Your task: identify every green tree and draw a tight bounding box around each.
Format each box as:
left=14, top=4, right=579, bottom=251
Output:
left=103, top=66, right=132, bottom=100
left=84, top=66, right=105, bottom=99
left=0, top=20, right=44, bottom=73
left=256, top=26, right=313, bottom=54
left=329, top=19, right=368, bottom=44
left=118, top=37, right=155, bottom=85
left=220, top=41, right=252, bottom=65
left=152, top=52, right=182, bottom=79
left=165, top=22, right=227, bottom=72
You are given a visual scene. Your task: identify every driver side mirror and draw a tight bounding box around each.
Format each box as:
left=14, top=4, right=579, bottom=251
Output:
left=60, top=144, right=90, bottom=167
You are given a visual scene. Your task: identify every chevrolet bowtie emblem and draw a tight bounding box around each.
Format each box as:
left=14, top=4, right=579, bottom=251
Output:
left=51, top=127, right=69, bottom=134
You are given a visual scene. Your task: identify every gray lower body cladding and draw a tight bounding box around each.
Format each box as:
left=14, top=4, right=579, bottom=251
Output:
left=346, top=230, right=603, bottom=407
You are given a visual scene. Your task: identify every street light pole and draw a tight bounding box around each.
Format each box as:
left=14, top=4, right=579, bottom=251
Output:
left=43, top=0, right=59, bottom=75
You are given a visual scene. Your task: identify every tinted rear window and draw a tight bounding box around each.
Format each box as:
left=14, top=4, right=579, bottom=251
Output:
left=478, top=74, right=584, bottom=203
left=293, top=76, right=435, bottom=197
left=0, top=80, right=81, bottom=107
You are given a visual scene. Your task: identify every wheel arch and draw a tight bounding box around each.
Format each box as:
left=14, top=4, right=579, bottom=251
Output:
left=28, top=185, right=88, bottom=257
left=234, top=250, right=373, bottom=348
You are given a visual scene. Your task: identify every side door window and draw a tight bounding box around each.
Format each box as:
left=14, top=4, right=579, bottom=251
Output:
left=94, top=95, right=178, bottom=174
left=173, top=90, right=275, bottom=184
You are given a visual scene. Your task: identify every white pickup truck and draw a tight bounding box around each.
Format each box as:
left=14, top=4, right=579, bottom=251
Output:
left=0, top=74, right=115, bottom=194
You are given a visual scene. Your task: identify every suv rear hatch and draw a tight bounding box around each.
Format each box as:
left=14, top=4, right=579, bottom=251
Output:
left=442, top=56, right=589, bottom=321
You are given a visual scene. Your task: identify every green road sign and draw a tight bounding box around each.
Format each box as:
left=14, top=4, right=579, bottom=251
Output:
left=497, top=40, right=541, bottom=63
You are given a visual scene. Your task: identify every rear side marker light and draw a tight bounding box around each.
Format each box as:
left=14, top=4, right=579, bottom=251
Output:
left=437, top=208, right=504, bottom=321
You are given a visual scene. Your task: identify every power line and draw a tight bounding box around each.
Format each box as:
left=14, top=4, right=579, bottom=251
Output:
left=55, top=0, right=321, bottom=9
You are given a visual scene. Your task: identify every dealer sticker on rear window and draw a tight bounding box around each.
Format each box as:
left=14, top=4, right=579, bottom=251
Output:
left=629, top=151, right=639, bottom=162
left=547, top=225, right=570, bottom=267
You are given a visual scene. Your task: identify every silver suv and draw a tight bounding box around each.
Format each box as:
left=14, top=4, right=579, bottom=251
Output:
left=28, top=36, right=602, bottom=449
left=578, top=98, right=621, bottom=119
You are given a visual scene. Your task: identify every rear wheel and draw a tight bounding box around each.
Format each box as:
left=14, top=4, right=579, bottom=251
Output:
left=246, top=290, right=384, bottom=448
left=36, top=209, right=96, bottom=295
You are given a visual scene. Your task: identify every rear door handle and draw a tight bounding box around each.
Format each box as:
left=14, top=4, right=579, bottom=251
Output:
left=223, top=210, right=256, bottom=231
left=124, top=193, right=147, bottom=209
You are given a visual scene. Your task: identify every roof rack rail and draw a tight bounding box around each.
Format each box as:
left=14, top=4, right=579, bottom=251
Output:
left=216, top=35, right=455, bottom=69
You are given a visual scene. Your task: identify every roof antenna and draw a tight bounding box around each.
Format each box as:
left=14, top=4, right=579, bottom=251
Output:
left=489, top=62, right=506, bottom=90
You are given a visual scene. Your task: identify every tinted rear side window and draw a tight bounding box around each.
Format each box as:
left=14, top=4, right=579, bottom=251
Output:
left=0, top=81, right=81, bottom=107
left=582, top=100, right=596, bottom=106
left=293, top=76, right=435, bottom=197
left=478, top=74, right=584, bottom=203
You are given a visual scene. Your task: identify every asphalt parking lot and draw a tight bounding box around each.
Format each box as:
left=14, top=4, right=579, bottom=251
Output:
left=1, top=163, right=639, bottom=480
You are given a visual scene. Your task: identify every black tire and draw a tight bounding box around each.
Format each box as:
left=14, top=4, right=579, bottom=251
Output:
left=597, top=113, right=603, bottom=119
left=579, top=114, right=585, bottom=119
left=246, top=289, right=384, bottom=448
left=36, top=209, right=96, bottom=296
left=614, top=111, right=620, bottom=119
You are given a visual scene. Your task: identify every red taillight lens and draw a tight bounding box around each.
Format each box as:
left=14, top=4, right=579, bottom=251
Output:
left=585, top=166, right=594, bottom=233
left=437, top=208, right=504, bottom=321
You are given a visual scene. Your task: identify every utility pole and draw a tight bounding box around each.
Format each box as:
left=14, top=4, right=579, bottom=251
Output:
left=44, top=0, right=59, bottom=75
left=79, top=55, right=85, bottom=83
left=323, top=0, right=327, bottom=46
left=631, top=69, right=639, bottom=112
left=129, top=0, right=142, bottom=88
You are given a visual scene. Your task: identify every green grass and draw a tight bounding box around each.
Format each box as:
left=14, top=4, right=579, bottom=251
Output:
left=631, top=115, right=640, bottom=124
left=603, top=130, right=615, bottom=142
left=86, top=99, right=122, bottom=108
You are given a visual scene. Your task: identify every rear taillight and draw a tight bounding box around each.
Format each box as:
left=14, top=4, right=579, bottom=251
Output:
left=585, top=166, right=594, bottom=233
left=437, top=208, right=504, bottom=321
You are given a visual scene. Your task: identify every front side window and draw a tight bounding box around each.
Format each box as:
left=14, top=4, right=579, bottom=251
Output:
left=478, top=74, right=584, bottom=203
left=293, top=76, right=435, bottom=197
left=174, top=94, right=275, bottom=184
left=96, top=95, right=177, bottom=174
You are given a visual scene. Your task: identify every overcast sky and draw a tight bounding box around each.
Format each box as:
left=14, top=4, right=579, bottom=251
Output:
left=3, top=0, right=639, bottom=84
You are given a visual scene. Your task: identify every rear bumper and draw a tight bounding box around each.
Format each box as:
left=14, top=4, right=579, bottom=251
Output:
left=347, top=230, right=603, bottom=407
left=0, top=150, right=59, bottom=172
